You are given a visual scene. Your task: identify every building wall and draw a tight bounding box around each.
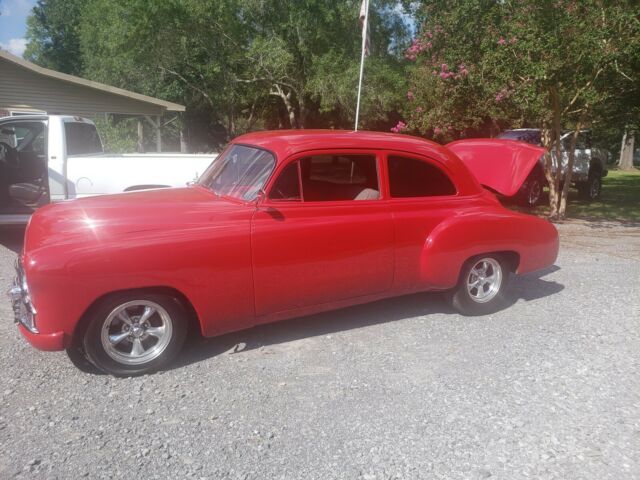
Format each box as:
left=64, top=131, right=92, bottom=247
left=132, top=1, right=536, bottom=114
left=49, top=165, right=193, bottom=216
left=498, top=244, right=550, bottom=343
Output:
left=0, top=58, right=164, bottom=116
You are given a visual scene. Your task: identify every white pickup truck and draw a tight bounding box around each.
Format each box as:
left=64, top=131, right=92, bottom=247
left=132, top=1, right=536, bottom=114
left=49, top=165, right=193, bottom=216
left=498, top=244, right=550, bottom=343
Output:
left=0, top=115, right=216, bottom=225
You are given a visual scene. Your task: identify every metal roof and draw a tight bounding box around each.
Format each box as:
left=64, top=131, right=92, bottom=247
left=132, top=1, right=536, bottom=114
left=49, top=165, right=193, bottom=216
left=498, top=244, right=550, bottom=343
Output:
left=0, top=49, right=184, bottom=115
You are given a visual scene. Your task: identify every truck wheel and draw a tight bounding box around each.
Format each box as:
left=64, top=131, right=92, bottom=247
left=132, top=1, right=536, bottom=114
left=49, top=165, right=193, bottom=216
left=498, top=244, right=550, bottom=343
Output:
left=449, top=255, right=511, bottom=316
left=517, top=169, right=545, bottom=207
left=81, top=293, right=187, bottom=376
left=578, top=172, right=601, bottom=201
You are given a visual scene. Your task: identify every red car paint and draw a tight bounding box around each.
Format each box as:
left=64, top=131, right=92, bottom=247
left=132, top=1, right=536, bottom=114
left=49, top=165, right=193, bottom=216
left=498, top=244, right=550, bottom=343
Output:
left=18, top=130, right=559, bottom=351
left=447, top=139, right=546, bottom=197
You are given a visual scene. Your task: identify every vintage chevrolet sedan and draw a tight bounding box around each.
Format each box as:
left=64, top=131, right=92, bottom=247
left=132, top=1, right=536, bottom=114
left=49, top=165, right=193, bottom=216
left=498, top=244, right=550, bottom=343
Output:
left=10, top=130, right=558, bottom=375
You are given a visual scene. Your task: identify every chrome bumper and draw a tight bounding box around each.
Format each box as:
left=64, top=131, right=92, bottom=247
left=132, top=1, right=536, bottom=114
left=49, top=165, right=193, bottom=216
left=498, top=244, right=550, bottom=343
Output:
left=8, top=258, right=38, bottom=333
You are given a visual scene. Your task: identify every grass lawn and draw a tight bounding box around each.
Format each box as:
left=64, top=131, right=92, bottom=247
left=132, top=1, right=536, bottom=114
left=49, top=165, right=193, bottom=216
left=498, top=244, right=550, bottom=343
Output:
left=512, top=169, right=640, bottom=223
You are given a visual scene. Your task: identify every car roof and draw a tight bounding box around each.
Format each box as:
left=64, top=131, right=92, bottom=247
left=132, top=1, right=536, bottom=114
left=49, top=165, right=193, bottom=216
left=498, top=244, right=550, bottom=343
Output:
left=233, top=129, right=454, bottom=162
left=231, top=129, right=481, bottom=195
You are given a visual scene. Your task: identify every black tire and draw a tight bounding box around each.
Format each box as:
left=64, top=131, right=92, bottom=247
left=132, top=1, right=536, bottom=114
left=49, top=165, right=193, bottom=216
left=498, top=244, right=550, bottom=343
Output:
left=578, top=171, right=602, bottom=201
left=65, top=343, right=102, bottom=374
left=81, top=292, right=188, bottom=376
left=449, top=254, right=511, bottom=316
left=517, top=169, right=545, bottom=207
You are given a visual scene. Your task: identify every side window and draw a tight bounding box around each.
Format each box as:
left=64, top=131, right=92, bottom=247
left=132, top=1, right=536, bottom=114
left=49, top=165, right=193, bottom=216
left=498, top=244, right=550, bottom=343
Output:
left=64, top=123, right=103, bottom=155
left=300, top=154, right=379, bottom=201
left=269, top=162, right=301, bottom=201
left=388, top=156, right=456, bottom=198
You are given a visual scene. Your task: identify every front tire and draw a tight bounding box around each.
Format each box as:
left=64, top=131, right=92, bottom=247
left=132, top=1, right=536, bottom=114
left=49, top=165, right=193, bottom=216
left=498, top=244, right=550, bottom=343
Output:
left=449, top=255, right=511, bottom=316
left=81, top=293, right=188, bottom=376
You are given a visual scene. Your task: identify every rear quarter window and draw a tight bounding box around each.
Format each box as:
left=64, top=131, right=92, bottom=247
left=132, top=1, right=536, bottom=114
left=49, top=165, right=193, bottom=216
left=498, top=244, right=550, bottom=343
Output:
left=388, top=156, right=456, bottom=198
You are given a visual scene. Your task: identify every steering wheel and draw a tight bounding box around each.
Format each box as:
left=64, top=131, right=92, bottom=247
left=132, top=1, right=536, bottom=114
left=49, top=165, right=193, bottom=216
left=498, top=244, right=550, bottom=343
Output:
left=0, top=142, right=19, bottom=168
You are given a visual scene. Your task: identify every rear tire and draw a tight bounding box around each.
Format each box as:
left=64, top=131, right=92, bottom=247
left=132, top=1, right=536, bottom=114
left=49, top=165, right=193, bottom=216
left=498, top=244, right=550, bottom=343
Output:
left=449, top=254, right=511, bottom=316
left=517, top=169, right=545, bottom=207
left=578, top=171, right=602, bottom=201
left=81, top=292, right=188, bottom=376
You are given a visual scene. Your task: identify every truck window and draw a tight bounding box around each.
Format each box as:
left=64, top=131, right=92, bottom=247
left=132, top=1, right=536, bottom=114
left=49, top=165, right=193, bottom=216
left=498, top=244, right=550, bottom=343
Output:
left=64, top=122, right=103, bottom=155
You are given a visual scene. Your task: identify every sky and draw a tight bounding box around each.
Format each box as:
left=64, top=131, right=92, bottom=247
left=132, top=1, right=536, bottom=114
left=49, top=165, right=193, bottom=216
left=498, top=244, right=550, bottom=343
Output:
left=0, top=0, right=37, bottom=57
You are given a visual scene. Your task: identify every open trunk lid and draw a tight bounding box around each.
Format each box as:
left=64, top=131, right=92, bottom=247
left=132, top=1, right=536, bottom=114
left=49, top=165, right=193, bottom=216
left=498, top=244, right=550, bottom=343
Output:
left=446, top=139, right=546, bottom=197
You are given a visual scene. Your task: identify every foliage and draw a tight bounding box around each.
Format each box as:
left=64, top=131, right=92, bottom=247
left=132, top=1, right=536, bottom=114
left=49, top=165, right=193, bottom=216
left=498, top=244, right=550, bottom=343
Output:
left=24, top=0, right=85, bottom=75
left=24, top=0, right=411, bottom=149
left=403, top=0, right=640, bottom=218
left=91, top=116, right=138, bottom=154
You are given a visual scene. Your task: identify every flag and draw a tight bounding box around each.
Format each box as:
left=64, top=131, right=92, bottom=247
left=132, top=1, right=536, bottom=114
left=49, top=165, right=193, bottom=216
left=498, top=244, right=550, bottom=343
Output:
left=360, top=0, right=370, bottom=56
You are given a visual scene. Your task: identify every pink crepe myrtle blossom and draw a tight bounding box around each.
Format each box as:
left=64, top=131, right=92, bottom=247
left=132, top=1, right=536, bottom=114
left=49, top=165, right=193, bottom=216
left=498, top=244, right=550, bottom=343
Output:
left=390, top=121, right=407, bottom=133
left=404, top=38, right=431, bottom=61
left=495, top=87, right=511, bottom=102
left=497, top=37, right=507, bottom=45
left=434, top=127, right=442, bottom=135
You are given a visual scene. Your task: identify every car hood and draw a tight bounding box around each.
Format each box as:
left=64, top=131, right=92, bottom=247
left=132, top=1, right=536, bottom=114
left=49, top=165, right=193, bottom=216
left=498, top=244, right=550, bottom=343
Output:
left=447, top=139, right=546, bottom=197
left=25, top=186, right=251, bottom=253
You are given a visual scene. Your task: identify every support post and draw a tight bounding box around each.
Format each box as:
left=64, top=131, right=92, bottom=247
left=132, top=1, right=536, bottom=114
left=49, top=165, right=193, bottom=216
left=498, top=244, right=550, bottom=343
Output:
left=155, top=115, right=162, bottom=153
left=180, top=113, right=188, bottom=153
left=137, top=119, right=144, bottom=153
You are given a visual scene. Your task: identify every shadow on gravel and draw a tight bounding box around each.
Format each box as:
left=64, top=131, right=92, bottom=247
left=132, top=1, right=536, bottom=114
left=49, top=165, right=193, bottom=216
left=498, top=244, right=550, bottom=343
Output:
left=170, top=264, right=565, bottom=371
left=0, top=226, right=25, bottom=254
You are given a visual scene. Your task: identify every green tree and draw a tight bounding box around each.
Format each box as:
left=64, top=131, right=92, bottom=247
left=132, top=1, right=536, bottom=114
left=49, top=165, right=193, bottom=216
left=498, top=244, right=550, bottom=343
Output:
left=403, top=0, right=640, bottom=219
left=24, top=0, right=412, bottom=148
left=24, top=0, right=85, bottom=75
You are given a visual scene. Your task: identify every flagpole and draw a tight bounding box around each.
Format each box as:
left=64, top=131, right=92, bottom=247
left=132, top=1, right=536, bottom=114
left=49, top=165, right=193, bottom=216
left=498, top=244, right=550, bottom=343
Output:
left=354, top=0, right=369, bottom=131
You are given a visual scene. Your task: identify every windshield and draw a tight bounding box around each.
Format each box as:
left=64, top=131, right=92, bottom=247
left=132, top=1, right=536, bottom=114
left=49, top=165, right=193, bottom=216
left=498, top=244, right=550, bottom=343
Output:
left=198, top=144, right=275, bottom=201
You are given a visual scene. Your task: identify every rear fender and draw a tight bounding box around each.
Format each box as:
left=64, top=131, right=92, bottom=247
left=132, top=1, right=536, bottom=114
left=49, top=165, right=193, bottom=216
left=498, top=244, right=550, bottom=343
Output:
left=420, top=210, right=559, bottom=289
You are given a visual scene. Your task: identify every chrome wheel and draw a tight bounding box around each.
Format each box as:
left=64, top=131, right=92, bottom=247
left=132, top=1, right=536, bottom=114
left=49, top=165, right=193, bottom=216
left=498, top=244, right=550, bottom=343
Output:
left=100, top=300, right=173, bottom=365
left=466, top=258, right=503, bottom=304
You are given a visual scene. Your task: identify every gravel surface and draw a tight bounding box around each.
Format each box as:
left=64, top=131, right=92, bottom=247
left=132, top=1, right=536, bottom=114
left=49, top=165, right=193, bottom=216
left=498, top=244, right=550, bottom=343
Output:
left=0, top=221, right=639, bottom=479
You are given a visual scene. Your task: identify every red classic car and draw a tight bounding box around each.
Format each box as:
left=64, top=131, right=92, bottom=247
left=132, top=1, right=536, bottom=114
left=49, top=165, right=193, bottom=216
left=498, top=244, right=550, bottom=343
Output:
left=10, top=130, right=558, bottom=376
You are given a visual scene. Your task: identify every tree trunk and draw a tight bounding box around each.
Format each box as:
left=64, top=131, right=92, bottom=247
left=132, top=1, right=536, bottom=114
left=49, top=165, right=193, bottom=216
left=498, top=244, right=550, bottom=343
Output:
left=541, top=128, right=559, bottom=218
left=618, top=127, right=636, bottom=170
left=558, top=113, right=586, bottom=218
left=299, top=95, right=307, bottom=129
left=283, top=91, right=298, bottom=129
left=542, top=87, right=564, bottom=219
left=272, top=84, right=298, bottom=129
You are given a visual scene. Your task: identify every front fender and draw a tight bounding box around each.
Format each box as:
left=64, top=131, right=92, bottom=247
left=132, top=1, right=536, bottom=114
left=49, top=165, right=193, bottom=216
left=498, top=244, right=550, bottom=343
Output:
left=420, top=209, right=559, bottom=289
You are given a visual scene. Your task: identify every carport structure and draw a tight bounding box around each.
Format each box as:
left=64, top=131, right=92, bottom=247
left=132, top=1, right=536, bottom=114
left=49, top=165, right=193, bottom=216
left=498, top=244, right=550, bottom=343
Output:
left=0, top=50, right=185, bottom=152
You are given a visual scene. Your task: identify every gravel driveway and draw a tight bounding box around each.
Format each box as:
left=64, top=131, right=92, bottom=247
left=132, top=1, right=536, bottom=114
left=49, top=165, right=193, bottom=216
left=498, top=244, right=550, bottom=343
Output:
left=0, top=221, right=639, bottom=480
